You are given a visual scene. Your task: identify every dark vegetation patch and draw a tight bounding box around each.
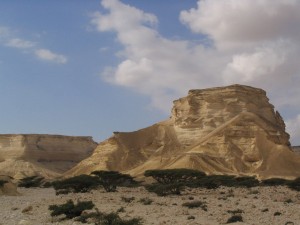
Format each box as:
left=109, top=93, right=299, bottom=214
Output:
left=144, top=169, right=206, bottom=195
left=144, top=169, right=300, bottom=195
left=49, top=199, right=94, bottom=220
left=52, top=171, right=137, bottom=194
left=49, top=200, right=143, bottom=224
left=226, top=215, right=243, bottom=223
left=18, top=176, right=44, bottom=188
left=91, top=170, right=138, bottom=192
left=182, top=200, right=207, bottom=211
left=0, top=180, right=7, bottom=187
left=52, top=175, right=99, bottom=194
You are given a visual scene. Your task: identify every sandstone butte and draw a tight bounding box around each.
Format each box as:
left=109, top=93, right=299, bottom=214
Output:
left=1, top=84, right=300, bottom=180
left=0, top=134, right=97, bottom=179
left=65, top=84, right=300, bottom=180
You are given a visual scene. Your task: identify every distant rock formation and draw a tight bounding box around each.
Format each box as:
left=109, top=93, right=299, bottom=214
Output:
left=66, top=85, right=300, bottom=179
left=0, top=134, right=97, bottom=179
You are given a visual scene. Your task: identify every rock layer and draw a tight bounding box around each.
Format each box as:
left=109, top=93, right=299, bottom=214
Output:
left=0, top=134, right=97, bottom=179
left=68, top=85, right=300, bottom=179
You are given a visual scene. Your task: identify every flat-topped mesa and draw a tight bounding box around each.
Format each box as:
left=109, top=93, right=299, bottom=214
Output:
left=0, top=134, right=97, bottom=179
left=173, top=85, right=281, bottom=128
left=66, top=84, right=300, bottom=179
left=171, top=84, right=289, bottom=148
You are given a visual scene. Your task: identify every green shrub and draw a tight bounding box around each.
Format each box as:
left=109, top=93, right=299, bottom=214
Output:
left=261, top=178, right=289, bottom=186
left=97, top=212, right=142, bottom=225
left=18, top=176, right=44, bottom=188
left=52, top=174, right=99, bottom=194
left=0, top=180, right=7, bottom=187
left=144, top=169, right=206, bottom=184
left=234, top=176, right=259, bottom=188
left=287, top=177, right=300, bottom=191
left=187, top=175, right=238, bottom=189
left=91, top=171, right=137, bottom=192
left=78, top=209, right=143, bottom=225
left=42, top=181, right=53, bottom=188
left=144, top=169, right=206, bottom=195
left=49, top=199, right=94, bottom=219
left=187, top=215, right=195, bottom=220
left=226, top=215, right=243, bottom=223
left=182, top=201, right=207, bottom=211
left=274, top=211, right=282, bottom=216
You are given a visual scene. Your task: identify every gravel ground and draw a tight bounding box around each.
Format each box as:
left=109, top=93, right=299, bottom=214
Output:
left=0, top=186, right=300, bottom=225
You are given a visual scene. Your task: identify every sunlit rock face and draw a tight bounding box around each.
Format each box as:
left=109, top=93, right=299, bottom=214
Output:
left=66, top=85, right=300, bottom=179
left=0, top=134, right=97, bottom=179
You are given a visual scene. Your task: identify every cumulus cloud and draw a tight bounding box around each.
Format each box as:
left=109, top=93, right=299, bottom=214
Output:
left=35, top=49, right=67, bottom=64
left=180, top=0, right=300, bottom=49
left=92, top=0, right=300, bottom=144
left=91, top=0, right=224, bottom=110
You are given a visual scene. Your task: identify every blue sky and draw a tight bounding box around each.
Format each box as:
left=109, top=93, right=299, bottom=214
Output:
left=1, top=0, right=300, bottom=145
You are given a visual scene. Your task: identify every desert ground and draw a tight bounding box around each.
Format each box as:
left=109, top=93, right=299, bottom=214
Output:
left=1, top=185, right=299, bottom=225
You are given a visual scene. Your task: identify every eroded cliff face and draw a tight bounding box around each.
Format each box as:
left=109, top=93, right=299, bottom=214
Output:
left=0, top=135, right=97, bottom=179
left=66, top=85, right=300, bottom=179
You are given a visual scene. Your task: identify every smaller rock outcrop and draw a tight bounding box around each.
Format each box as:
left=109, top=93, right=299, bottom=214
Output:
left=0, top=134, right=97, bottom=179
left=0, top=175, right=19, bottom=196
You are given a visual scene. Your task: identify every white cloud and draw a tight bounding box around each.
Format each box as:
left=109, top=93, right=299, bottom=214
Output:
left=93, top=0, right=300, bottom=144
left=223, top=41, right=288, bottom=84
left=35, top=49, right=67, bottom=64
left=91, top=0, right=224, bottom=111
left=0, top=26, right=67, bottom=64
left=180, top=0, right=300, bottom=49
left=5, top=38, right=35, bottom=49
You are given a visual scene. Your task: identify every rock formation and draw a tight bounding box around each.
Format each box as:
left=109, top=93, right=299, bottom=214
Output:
left=66, top=84, right=300, bottom=179
left=0, top=134, right=97, bottom=179
left=0, top=175, right=19, bottom=196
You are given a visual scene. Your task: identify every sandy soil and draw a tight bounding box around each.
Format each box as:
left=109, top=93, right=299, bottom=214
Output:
left=0, top=186, right=300, bottom=225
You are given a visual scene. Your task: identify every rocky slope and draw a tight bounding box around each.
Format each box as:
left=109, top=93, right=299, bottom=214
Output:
left=0, top=134, right=97, bottom=179
left=66, top=85, right=300, bottom=179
